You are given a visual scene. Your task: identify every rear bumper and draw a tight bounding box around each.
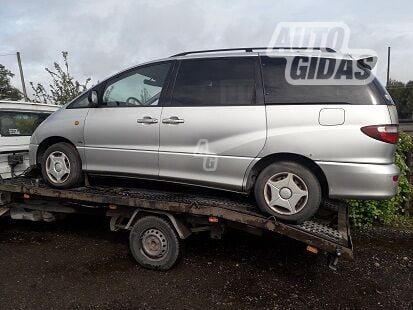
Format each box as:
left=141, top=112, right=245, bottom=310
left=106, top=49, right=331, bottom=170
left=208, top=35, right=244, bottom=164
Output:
left=29, top=143, right=39, bottom=166
left=317, top=161, right=399, bottom=200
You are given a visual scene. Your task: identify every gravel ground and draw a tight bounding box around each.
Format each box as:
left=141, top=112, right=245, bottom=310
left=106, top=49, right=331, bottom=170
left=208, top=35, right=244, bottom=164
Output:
left=0, top=215, right=412, bottom=310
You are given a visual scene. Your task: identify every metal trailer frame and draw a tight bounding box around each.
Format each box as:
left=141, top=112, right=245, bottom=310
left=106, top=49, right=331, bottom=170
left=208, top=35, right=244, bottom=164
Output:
left=0, top=176, right=353, bottom=270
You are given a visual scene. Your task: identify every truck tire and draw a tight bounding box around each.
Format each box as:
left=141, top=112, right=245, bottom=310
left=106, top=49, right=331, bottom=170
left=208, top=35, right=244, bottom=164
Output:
left=41, top=142, right=83, bottom=188
left=129, top=216, right=180, bottom=271
left=254, top=161, right=321, bottom=224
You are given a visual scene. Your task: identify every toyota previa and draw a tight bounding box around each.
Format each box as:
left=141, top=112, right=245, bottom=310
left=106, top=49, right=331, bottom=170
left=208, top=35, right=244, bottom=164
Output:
left=29, top=48, right=400, bottom=223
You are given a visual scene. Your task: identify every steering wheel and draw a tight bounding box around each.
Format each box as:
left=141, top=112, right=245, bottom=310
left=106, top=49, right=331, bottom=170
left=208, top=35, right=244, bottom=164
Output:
left=126, top=97, right=142, bottom=105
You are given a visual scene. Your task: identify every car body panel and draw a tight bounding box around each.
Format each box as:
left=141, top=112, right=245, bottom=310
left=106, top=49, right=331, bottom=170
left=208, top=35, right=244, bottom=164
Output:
left=260, top=104, right=396, bottom=164
left=83, top=107, right=161, bottom=176
left=31, top=107, right=90, bottom=165
left=159, top=106, right=266, bottom=190
left=317, top=161, right=399, bottom=199
left=388, top=105, right=399, bottom=124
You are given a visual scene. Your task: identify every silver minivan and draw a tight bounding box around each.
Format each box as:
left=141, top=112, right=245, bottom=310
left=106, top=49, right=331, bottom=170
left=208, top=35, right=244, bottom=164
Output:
left=29, top=48, right=400, bottom=223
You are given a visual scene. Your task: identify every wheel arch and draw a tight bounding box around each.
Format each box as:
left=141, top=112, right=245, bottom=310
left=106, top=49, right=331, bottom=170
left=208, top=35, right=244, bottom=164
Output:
left=36, top=136, right=78, bottom=165
left=132, top=211, right=192, bottom=239
left=245, top=153, right=329, bottom=197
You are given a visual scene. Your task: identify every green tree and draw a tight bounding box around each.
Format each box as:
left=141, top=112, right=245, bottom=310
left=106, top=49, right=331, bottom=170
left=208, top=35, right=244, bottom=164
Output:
left=406, top=81, right=413, bottom=117
left=0, top=64, right=23, bottom=101
left=387, top=80, right=413, bottom=119
left=30, top=51, right=91, bottom=105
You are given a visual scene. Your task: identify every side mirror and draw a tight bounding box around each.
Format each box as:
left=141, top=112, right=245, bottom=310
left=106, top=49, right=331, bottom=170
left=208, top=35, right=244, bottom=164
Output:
left=88, top=90, right=99, bottom=106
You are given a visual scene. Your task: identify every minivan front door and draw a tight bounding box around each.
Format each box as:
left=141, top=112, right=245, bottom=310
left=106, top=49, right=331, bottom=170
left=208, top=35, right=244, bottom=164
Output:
left=84, top=62, right=172, bottom=177
left=159, top=57, right=266, bottom=191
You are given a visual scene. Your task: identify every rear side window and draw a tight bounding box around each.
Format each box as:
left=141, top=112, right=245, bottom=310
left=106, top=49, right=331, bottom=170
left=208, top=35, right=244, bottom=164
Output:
left=261, top=57, right=383, bottom=105
left=171, top=58, right=256, bottom=106
left=0, top=112, right=50, bottom=136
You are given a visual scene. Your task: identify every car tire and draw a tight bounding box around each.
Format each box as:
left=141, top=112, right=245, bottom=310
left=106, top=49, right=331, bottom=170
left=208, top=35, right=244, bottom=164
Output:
left=41, top=142, right=83, bottom=188
left=129, top=216, right=180, bottom=271
left=254, top=161, right=321, bottom=224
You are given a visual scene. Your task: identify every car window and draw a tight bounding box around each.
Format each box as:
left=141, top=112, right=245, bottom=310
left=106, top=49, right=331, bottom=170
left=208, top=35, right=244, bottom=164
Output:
left=103, top=62, right=171, bottom=107
left=67, top=94, right=89, bottom=109
left=0, top=112, right=50, bottom=137
left=171, top=58, right=256, bottom=106
left=261, top=57, right=381, bottom=105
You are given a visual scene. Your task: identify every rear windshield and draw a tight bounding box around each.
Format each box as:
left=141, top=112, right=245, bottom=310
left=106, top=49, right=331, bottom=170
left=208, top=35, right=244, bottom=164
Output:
left=0, top=111, right=50, bottom=137
left=260, top=56, right=388, bottom=105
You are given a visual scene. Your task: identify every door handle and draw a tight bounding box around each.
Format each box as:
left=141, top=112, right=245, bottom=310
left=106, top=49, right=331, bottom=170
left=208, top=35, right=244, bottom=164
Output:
left=137, top=116, right=158, bottom=124
left=162, top=116, right=185, bottom=124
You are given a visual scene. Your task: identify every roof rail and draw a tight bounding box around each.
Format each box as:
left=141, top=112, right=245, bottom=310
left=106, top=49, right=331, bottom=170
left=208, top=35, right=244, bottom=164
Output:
left=171, top=47, right=336, bottom=57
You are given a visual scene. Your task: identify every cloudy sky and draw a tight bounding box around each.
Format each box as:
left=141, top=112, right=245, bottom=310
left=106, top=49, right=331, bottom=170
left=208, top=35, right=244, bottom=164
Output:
left=1, top=0, right=412, bottom=98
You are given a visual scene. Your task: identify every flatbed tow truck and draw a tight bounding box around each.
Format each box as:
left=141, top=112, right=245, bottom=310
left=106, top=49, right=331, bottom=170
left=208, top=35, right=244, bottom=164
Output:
left=0, top=173, right=353, bottom=271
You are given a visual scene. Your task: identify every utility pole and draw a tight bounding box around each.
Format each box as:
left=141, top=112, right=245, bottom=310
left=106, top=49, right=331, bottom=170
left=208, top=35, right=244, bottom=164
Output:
left=386, top=46, right=391, bottom=87
left=16, top=52, right=28, bottom=101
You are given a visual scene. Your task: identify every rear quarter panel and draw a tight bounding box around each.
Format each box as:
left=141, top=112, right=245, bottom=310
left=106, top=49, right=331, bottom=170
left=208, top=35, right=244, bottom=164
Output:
left=261, top=104, right=396, bottom=164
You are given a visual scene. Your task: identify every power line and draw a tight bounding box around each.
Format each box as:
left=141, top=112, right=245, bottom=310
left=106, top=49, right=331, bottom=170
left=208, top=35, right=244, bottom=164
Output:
left=0, top=53, right=16, bottom=57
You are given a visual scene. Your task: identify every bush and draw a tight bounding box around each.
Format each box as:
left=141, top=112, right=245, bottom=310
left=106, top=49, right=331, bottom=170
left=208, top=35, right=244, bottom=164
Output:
left=349, top=131, right=413, bottom=226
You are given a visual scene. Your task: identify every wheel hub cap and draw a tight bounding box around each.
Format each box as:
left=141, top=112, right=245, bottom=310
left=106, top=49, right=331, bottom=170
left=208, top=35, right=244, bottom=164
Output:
left=45, top=151, right=71, bottom=184
left=279, top=187, right=292, bottom=199
left=263, top=172, right=309, bottom=215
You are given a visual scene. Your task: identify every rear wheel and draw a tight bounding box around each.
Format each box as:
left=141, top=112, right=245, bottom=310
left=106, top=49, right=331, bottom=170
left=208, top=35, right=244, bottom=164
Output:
left=41, top=142, right=83, bottom=188
left=129, top=216, right=180, bottom=271
left=254, top=161, right=321, bottom=223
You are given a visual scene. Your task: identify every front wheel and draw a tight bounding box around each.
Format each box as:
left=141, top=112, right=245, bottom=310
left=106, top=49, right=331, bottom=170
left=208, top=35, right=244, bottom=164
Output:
left=41, top=142, right=84, bottom=188
left=254, top=161, right=321, bottom=223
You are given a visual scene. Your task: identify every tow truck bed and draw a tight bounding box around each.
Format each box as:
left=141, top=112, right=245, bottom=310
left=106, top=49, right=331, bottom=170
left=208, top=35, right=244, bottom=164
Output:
left=0, top=176, right=353, bottom=270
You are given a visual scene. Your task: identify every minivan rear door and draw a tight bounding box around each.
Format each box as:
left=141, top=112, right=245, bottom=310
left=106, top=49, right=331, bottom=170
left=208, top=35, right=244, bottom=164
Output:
left=158, top=57, right=266, bottom=191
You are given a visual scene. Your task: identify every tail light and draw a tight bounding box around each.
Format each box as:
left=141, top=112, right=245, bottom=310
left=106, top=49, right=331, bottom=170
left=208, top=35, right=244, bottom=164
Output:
left=361, top=125, right=399, bottom=144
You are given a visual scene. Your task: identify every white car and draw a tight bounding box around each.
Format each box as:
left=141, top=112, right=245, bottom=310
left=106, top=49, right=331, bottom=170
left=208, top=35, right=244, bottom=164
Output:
left=0, top=101, right=59, bottom=179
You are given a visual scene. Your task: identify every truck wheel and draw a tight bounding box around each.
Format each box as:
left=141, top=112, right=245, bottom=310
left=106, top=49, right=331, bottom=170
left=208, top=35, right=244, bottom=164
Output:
left=254, top=161, right=321, bottom=224
left=41, top=142, right=83, bottom=188
left=129, top=216, right=180, bottom=271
